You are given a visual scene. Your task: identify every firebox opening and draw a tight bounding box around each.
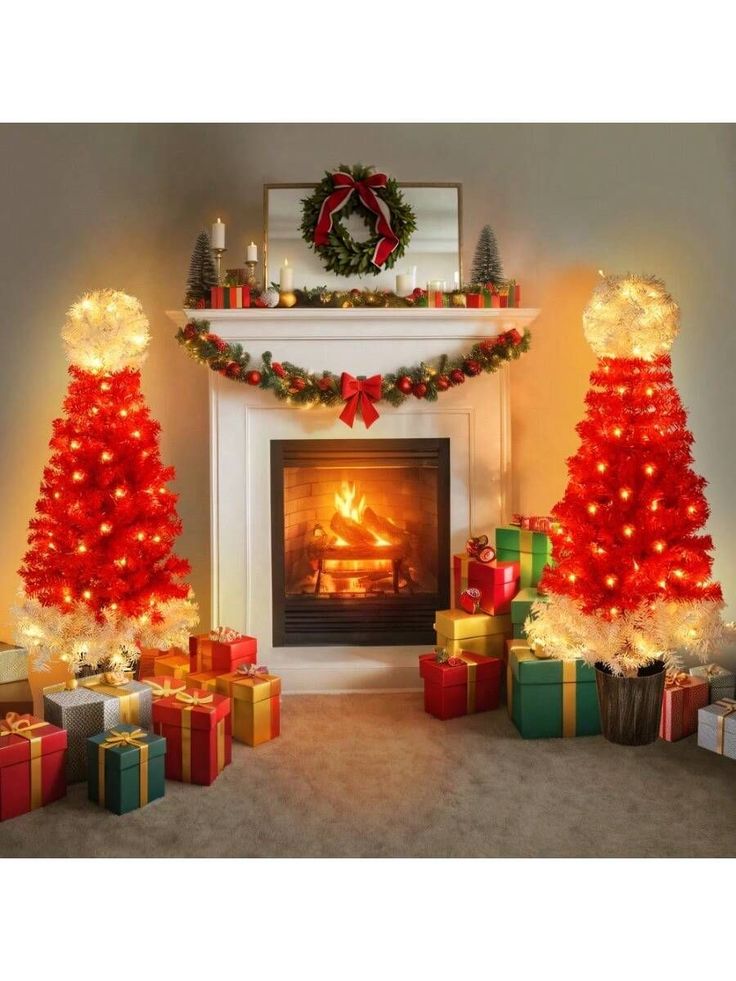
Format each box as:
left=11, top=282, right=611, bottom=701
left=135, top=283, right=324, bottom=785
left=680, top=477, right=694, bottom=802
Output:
left=271, top=439, right=450, bottom=647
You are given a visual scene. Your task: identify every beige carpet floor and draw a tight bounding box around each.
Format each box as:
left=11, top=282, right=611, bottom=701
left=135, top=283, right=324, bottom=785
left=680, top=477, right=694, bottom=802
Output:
left=1, top=692, right=734, bottom=858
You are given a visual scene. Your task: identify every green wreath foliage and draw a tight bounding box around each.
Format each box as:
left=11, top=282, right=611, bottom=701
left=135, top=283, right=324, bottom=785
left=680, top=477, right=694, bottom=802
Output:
left=300, top=164, right=416, bottom=278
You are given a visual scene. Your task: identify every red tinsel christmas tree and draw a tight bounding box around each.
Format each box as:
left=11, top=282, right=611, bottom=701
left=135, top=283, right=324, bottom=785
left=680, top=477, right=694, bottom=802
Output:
left=15, top=291, right=198, bottom=675
left=527, top=273, right=723, bottom=675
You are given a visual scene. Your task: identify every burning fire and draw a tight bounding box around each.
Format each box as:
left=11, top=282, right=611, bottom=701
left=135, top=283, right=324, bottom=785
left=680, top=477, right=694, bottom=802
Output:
left=334, top=482, right=366, bottom=524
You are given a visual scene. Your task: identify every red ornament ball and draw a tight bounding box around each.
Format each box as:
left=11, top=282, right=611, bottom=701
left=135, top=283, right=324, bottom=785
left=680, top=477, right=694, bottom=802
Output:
left=396, top=375, right=413, bottom=395
left=225, top=361, right=241, bottom=378
left=271, top=362, right=286, bottom=379
left=436, top=375, right=450, bottom=391
left=245, top=370, right=262, bottom=386
left=205, top=333, right=227, bottom=353
left=413, top=382, right=428, bottom=399
left=183, top=323, right=198, bottom=340
left=450, top=369, right=465, bottom=385
left=317, top=376, right=334, bottom=392
left=464, top=359, right=482, bottom=376
left=289, top=377, right=306, bottom=393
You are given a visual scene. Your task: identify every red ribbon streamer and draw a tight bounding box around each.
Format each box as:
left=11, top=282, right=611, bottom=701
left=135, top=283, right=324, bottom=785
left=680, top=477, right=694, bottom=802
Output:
left=339, top=373, right=382, bottom=429
left=314, top=172, right=399, bottom=268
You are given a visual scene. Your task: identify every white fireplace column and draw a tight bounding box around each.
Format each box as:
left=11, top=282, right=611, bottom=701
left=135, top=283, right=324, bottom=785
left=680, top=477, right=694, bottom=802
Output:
left=168, top=307, right=540, bottom=692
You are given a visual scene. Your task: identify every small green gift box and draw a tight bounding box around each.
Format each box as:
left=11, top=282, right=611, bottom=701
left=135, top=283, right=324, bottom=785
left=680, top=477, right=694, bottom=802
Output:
left=495, top=527, right=553, bottom=588
left=87, top=724, right=166, bottom=815
left=507, top=641, right=600, bottom=739
left=510, top=587, right=547, bottom=639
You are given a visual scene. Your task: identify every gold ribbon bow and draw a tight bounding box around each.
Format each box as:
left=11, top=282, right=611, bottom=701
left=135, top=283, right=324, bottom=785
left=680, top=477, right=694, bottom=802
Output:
left=706, top=663, right=727, bottom=678
left=101, top=671, right=130, bottom=687
left=665, top=671, right=691, bottom=689
left=714, top=698, right=736, bottom=755
left=0, top=712, right=49, bottom=810
left=100, top=728, right=149, bottom=749
left=98, top=729, right=150, bottom=808
left=145, top=679, right=186, bottom=699
left=175, top=691, right=214, bottom=708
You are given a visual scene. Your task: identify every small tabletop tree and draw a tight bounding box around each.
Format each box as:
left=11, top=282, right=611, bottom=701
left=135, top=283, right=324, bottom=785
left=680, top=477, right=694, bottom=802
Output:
left=14, top=290, right=198, bottom=678
left=527, top=273, right=724, bottom=676
left=184, top=231, right=218, bottom=307
left=470, top=224, right=503, bottom=286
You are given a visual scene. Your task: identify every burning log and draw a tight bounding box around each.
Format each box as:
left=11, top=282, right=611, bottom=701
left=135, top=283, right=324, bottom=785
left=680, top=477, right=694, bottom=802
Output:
left=330, top=512, right=376, bottom=547
left=361, top=507, right=406, bottom=546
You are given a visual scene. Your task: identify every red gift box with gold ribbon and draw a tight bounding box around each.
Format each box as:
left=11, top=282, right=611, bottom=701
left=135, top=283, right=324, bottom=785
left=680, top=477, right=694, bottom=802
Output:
left=189, top=630, right=257, bottom=673
left=419, top=652, right=502, bottom=720
left=659, top=671, right=710, bottom=741
left=452, top=553, right=520, bottom=615
left=153, top=689, right=232, bottom=785
left=0, top=712, right=67, bottom=821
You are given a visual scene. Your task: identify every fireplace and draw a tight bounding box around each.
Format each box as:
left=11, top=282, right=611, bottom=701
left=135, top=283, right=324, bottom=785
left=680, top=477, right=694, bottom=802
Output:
left=271, top=439, right=450, bottom=646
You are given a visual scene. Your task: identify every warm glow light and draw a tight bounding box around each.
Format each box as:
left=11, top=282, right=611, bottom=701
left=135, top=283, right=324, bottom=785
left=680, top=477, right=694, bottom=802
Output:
left=568, top=573, right=577, bottom=583
left=643, top=464, right=655, bottom=476
left=687, top=504, right=696, bottom=515
left=72, top=470, right=84, bottom=482
left=53, top=491, right=60, bottom=499
left=114, top=557, right=127, bottom=567
left=617, top=386, right=626, bottom=395
left=653, top=541, right=666, bottom=553
left=114, top=487, right=125, bottom=498
left=70, top=439, right=81, bottom=450
left=605, top=575, right=617, bottom=588
left=622, top=525, right=635, bottom=538
left=645, top=387, right=654, bottom=397
left=77, top=544, right=87, bottom=553
left=587, top=503, right=598, bottom=515
left=658, top=580, right=667, bottom=589
left=136, top=532, right=145, bottom=541
left=596, top=462, right=607, bottom=473
left=619, top=488, right=631, bottom=501
left=101, top=381, right=111, bottom=392
left=132, top=430, right=141, bottom=438
left=82, top=589, right=92, bottom=600
left=90, top=406, right=99, bottom=415
left=119, top=409, right=128, bottom=417
left=152, top=535, right=161, bottom=543
left=609, top=607, right=619, bottom=617
left=100, top=522, right=112, bottom=534
left=612, top=427, right=622, bottom=438
left=100, top=451, right=113, bottom=462
left=650, top=499, right=659, bottom=512
left=673, top=569, right=685, bottom=579
left=63, top=594, right=72, bottom=604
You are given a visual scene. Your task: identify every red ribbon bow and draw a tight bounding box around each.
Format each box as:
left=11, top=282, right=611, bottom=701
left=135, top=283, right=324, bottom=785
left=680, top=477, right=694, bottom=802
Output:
left=314, top=172, right=399, bottom=268
left=339, top=373, right=382, bottom=429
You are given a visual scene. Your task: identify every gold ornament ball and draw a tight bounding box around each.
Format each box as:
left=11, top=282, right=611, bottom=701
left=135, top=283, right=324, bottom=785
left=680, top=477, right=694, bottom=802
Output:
left=451, top=293, right=467, bottom=308
left=278, top=291, right=297, bottom=309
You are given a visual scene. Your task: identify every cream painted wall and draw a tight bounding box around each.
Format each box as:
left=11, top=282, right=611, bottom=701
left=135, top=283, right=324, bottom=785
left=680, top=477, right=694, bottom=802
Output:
left=1, top=123, right=734, bottom=641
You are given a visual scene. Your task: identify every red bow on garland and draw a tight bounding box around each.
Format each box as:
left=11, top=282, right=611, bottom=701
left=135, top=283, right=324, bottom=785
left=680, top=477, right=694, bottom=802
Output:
left=339, top=373, right=382, bottom=429
left=314, top=172, right=399, bottom=268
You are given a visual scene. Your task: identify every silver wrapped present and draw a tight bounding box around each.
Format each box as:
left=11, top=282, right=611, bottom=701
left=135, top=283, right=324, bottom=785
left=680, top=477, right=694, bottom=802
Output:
left=43, top=687, right=121, bottom=783
left=76, top=676, right=153, bottom=731
left=0, top=641, right=29, bottom=684
left=697, top=699, right=736, bottom=760
left=690, top=664, right=736, bottom=702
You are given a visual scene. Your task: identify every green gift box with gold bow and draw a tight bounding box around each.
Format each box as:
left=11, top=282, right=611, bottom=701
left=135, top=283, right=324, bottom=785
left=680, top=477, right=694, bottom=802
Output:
left=507, top=640, right=600, bottom=739
left=495, top=526, right=554, bottom=588
left=87, top=724, right=166, bottom=814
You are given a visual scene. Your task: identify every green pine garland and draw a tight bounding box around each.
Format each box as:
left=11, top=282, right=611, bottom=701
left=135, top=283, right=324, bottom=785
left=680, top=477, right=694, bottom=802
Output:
left=300, top=164, right=416, bottom=277
left=176, top=319, right=532, bottom=415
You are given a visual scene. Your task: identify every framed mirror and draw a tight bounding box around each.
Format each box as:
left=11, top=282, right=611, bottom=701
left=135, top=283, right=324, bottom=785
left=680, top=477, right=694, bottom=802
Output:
left=264, top=182, right=463, bottom=292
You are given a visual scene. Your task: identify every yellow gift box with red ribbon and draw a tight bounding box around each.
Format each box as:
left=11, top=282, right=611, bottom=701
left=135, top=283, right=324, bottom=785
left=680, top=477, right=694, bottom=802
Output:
left=215, top=669, right=281, bottom=746
left=0, top=711, right=67, bottom=821
left=152, top=689, right=232, bottom=785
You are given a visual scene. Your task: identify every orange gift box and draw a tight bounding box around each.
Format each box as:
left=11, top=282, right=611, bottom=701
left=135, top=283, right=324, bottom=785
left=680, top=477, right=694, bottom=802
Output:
left=215, top=669, right=281, bottom=746
left=152, top=689, right=231, bottom=785
left=154, top=651, right=191, bottom=679
left=189, top=632, right=257, bottom=673
left=0, top=712, right=67, bottom=821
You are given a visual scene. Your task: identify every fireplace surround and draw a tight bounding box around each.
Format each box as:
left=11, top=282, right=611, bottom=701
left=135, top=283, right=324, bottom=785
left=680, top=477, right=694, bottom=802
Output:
left=169, top=305, right=539, bottom=690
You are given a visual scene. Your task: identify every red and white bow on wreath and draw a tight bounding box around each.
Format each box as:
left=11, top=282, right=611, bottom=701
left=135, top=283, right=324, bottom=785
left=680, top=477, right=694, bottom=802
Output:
left=313, top=171, right=399, bottom=268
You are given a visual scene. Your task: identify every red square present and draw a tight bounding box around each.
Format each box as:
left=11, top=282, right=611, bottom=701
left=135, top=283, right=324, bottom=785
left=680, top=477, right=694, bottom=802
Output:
left=452, top=554, right=520, bottom=615
left=153, top=689, right=232, bottom=785
left=0, top=712, right=67, bottom=821
left=189, top=632, right=257, bottom=673
left=419, top=652, right=502, bottom=720
left=659, top=672, right=709, bottom=741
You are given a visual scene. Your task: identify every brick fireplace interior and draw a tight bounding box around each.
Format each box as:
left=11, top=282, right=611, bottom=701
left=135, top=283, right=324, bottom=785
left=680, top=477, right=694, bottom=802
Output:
left=270, top=439, right=450, bottom=646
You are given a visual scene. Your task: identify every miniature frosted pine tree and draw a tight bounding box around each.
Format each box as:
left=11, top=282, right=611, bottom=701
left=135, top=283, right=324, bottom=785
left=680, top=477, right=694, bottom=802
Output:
left=184, top=231, right=218, bottom=307
left=470, top=224, right=503, bottom=286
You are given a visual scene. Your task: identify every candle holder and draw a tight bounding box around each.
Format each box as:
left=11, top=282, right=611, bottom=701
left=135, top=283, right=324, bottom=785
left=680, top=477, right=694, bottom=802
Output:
left=245, top=260, right=259, bottom=290
left=212, top=247, right=227, bottom=286
left=278, top=290, right=297, bottom=309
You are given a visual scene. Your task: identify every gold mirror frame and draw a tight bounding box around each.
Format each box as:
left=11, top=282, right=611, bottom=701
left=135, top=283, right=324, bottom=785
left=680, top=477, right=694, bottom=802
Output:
left=263, top=182, right=463, bottom=288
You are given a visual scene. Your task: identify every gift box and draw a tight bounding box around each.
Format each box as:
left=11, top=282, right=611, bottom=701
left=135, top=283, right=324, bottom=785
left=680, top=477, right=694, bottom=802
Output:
left=689, top=664, right=736, bottom=703
left=215, top=668, right=281, bottom=746
left=697, top=699, right=736, bottom=759
left=87, top=724, right=166, bottom=815
left=153, top=688, right=231, bottom=785
left=141, top=676, right=188, bottom=702
left=452, top=554, right=520, bottom=615
left=73, top=674, right=153, bottom=729
left=154, top=651, right=191, bottom=679
left=507, top=641, right=600, bottom=738
left=659, top=672, right=710, bottom=742
left=210, top=285, right=250, bottom=309
left=136, top=648, right=162, bottom=681
left=495, top=525, right=553, bottom=588
left=435, top=608, right=510, bottom=659
left=0, top=680, right=34, bottom=716
left=0, top=712, right=67, bottom=822
left=0, top=641, right=28, bottom=684
left=419, top=652, right=502, bottom=720
left=511, top=587, right=548, bottom=640
left=190, top=631, right=257, bottom=673
left=43, top=686, right=121, bottom=782
left=186, top=670, right=221, bottom=690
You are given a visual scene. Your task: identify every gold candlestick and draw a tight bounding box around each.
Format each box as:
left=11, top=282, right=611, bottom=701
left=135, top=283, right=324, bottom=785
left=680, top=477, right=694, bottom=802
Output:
left=212, top=247, right=227, bottom=285
left=245, top=260, right=258, bottom=290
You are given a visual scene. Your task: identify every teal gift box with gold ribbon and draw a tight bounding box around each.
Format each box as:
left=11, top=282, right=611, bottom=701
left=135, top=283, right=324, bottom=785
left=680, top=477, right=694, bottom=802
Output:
left=87, top=724, right=166, bottom=815
left=511, top=587, right=548, bottom=640
left=507, top=640, right=601, bottom=739
left=495, top=526, right=553, bottom=588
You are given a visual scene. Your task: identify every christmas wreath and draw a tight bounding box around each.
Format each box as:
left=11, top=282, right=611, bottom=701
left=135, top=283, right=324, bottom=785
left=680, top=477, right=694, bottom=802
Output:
left=301, top=164, right=416, bottom=277
left=176, top=319, right=531, bottom=428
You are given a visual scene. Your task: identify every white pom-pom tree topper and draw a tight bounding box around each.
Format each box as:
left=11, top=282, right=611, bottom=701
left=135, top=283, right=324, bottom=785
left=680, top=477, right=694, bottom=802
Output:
left=62, top=289, right=150, bottom=373
left=583, top=273, right=679, bottom=360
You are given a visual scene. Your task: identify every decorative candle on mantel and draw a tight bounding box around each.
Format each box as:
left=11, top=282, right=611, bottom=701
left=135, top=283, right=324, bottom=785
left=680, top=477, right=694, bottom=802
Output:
left=280, top=259, right=294, bottom=292
left=396, top=272, right=413, bottom=297
left=246, top=241, right=258, bottom=262
left=211, top=217, right=226, bottom=249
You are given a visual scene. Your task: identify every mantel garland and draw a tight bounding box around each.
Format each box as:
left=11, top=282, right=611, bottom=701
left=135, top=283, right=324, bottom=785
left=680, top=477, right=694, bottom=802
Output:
left=176, top=318, right=531, bottom=429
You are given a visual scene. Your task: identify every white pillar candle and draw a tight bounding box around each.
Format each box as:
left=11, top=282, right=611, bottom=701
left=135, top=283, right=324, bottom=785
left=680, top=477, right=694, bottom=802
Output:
left=396, top=273, right=413, bottom=296
left=246, top=241, right=258, bottom=263
left=211, top=217, right=226, bottom=249
left=280, top=259, right=294, bottom=292
left=454, top=270, right=460, bottom=288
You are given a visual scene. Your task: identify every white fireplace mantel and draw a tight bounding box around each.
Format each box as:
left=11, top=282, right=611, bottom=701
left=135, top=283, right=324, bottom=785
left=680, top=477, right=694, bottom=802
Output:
left=168, top=306, right=540, bottom=691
